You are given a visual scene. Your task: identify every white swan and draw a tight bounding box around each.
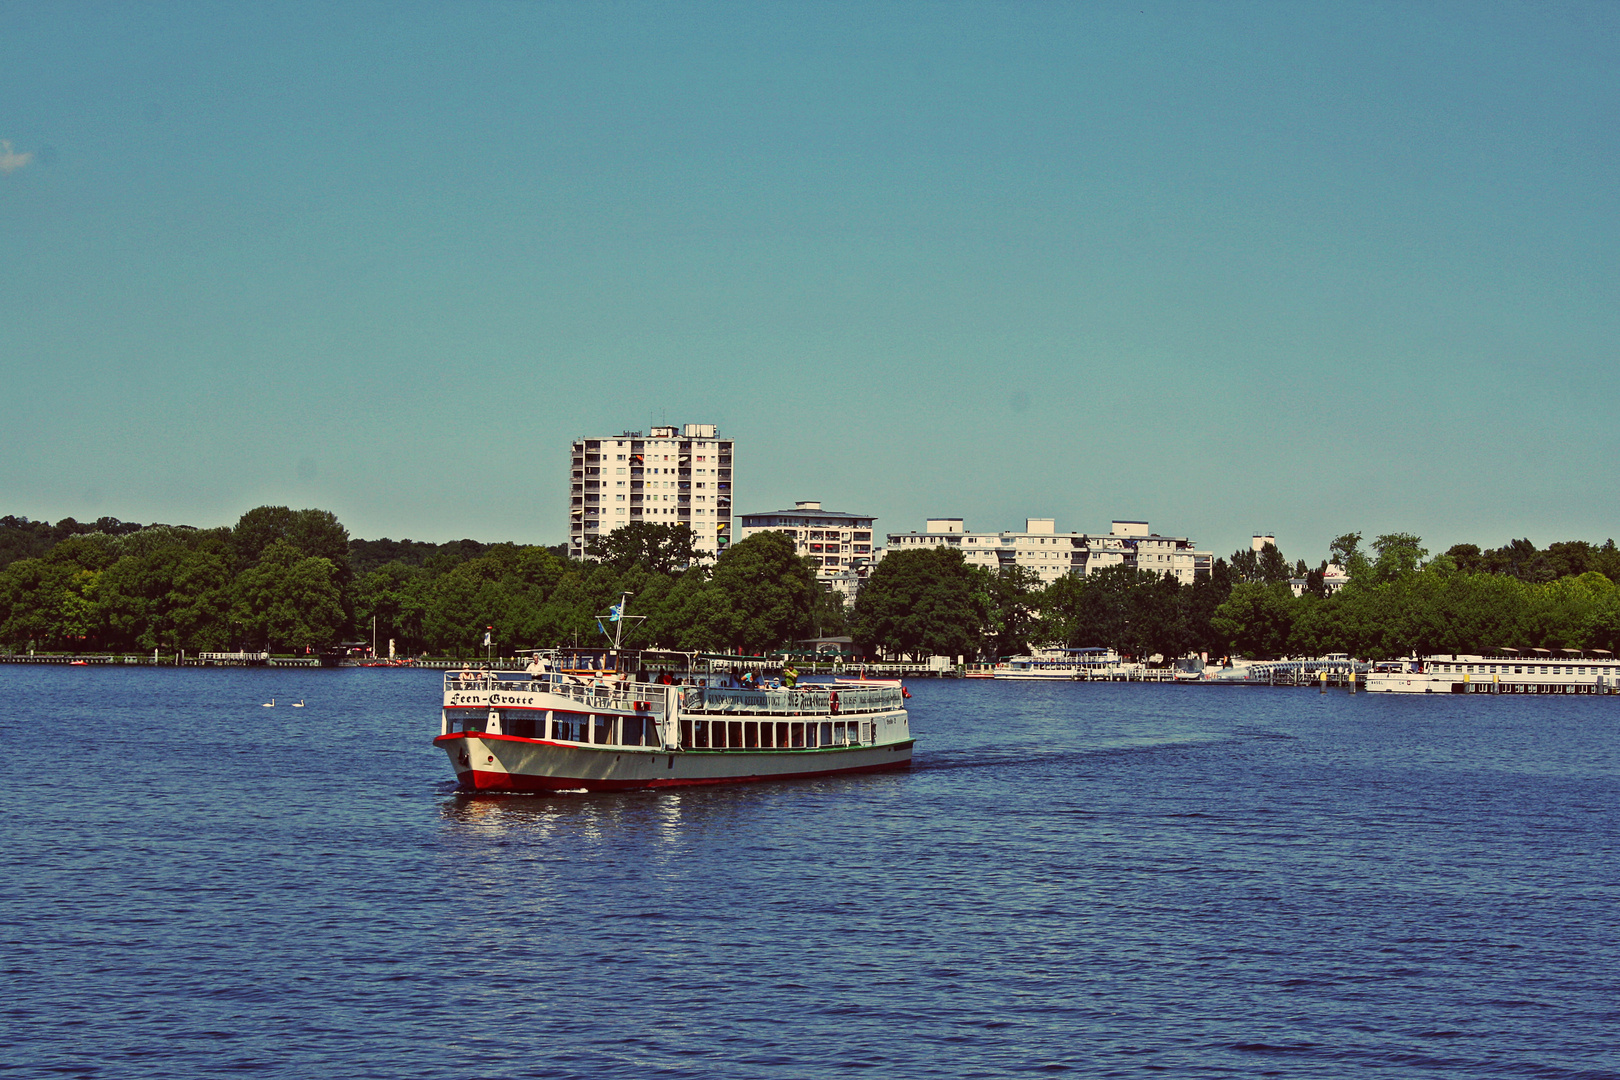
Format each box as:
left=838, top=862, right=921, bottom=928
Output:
left=292, top=699, right=305, bottom=707
left=262, top=698, right=275, bottom=707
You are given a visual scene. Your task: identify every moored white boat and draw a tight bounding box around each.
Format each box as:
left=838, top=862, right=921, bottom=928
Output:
left=1366, top=652, right=1620, bottom=694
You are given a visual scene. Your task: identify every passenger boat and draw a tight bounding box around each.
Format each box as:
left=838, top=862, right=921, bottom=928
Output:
left=1366, top=651, right=1620, bottom=694
left=433, top=599, right=913, bottom=792
left=434, top=662, right=913, bottom=792
left=987, top=647, right=1121, bottom=680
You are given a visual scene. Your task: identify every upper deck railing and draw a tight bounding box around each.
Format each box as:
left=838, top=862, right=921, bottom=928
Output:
left=443, top=672, right=905, bottom=717
left=443, top=673, right=665, bottom=716
left=681, top=684, right=904, bottom=716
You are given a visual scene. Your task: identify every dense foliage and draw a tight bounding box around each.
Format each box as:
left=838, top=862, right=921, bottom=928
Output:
left=4, top=511, right=1618, bottom=660
left=0, top=510, right=819, bottom=657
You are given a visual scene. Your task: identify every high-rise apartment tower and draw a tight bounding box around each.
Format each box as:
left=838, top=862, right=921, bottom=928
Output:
left=570, top=424, right=733, bottom=560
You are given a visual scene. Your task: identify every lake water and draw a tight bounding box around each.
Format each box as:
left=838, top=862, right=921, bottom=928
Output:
left=3, top=667, right=1617, bottom=1079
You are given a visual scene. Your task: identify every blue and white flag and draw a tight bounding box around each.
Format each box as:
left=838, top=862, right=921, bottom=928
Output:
left=597, top=618, right=608, bottom=638
left=609, top=603, right=623, bottom=622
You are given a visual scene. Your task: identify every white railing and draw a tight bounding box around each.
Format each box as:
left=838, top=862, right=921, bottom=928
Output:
left=682, top=684, right=903, bottom=716
left=443, top=673, right=667, bottom=716
left=444, top=674, right=905, bottom=717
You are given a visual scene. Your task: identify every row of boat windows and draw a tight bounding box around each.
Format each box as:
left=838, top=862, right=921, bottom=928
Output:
left=679, top=719, right=870, bottom=749
left=462, top=712, right=872, bottom=749
left=1432, top=663, right=1615, bottom=675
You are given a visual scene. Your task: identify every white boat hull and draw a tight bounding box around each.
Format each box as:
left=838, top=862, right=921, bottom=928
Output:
left=437, top=721, right=914, bottom=792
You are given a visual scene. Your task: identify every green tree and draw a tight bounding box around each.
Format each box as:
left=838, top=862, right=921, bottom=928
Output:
left=1257, top=543, right=1292, bottom=585
left=584, top=521, right=701, bottom=575
left=230, top=540, right=346, bottom=652
left=852, top=547, right=987, bottom=660
left=1211, top=583, right=1298, bottom=659
left=984, top=566, right=1044, bottom=658
left=1329, top=532, right=1370, bottom=581
left=1370, top=533, right=1428, bottom=584
left=233, top=506, right=351, bottom=568
left=702, top=531, right=818, bottom=653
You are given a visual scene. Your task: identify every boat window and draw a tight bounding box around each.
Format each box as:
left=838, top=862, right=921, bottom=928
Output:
left=461, top=716, right=485, bottom=734
left=553, top=716, right=580, bottom=741
left=507, top=714, right=537, bottom=739
left=712, top=721, right=727, bottom=749
left=744, top=721, right=759, bottom=748
left=729, top=721, right=743, bottom=748
left=693, top=720, right=709, bottom=749
left=679, top=720, right=693, bottom=749
left=819, top=722, right=833, bottom=746
left=790, top=722, right=805, bottom=748
left=776, top=722, right=790, bottom=748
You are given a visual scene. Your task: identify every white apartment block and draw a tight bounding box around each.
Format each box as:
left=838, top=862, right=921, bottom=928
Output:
left=884, top=518, right=1213, bottom=585
left=570, top=424, right=733, bottom=561
left=738, top=501, right=876, bottom=599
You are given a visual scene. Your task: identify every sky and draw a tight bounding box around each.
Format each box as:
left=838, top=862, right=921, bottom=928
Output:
left=2, top=1, right=1617, bottom=565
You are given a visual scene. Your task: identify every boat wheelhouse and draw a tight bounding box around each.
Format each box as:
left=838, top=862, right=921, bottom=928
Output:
left=434, top=651, right=913, bottom=792
left=1366, top=650, right=1620, bottom=694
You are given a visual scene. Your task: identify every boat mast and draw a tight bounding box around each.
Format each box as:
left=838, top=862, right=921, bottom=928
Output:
left=601, top=591, right=645, bottom=652
left=613, top=591, right=631, bottom=650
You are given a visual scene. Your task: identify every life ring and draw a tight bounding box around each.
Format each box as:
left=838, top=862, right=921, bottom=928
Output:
left=829, top=691, right=840, bottom=715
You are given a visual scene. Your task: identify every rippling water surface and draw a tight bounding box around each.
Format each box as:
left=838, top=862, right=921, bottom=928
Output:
left=3, top=667, right=1618, bottom=1079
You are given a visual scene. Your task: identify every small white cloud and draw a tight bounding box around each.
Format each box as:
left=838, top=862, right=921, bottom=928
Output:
left=0, top=140, right=33, bottom=174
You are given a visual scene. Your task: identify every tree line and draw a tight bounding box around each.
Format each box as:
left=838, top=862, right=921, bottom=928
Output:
left=848, top=531, right=1620, bottom=661
left=4, top=509, right=1618, bottom=660
left=0, top=512, right=833, bottom=657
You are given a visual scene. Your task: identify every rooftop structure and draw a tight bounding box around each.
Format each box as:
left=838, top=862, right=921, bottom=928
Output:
left=570, top=424, right=732, bottom=561
left=885, top=518, right=1213, bottom=585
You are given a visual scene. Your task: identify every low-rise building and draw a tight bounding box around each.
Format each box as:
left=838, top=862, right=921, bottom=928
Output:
left=738, top=501, right=876, bottom=598
left=1290, top=564, right=1351, bottom=598
left=884, top=517, right=1212, bottom=585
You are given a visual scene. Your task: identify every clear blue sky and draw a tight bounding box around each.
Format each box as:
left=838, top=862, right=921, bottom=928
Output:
left=3, top=2, right=1616, bottom=566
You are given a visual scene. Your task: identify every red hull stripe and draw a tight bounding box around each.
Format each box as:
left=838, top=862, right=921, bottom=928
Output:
left=455, top=755, right=911, bottom=792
